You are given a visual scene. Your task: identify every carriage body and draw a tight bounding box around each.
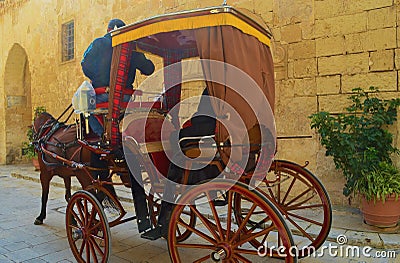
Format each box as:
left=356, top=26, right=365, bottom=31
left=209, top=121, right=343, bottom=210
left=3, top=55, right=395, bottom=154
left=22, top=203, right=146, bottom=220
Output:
left=64, top=6, right=332, bottom=263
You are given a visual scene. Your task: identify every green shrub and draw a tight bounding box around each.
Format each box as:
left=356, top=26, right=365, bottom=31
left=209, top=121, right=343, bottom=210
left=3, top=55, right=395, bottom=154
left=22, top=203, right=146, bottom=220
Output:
left=309, top=87, right=400, bottom=200
left=22, top=106, right=46, bottom=159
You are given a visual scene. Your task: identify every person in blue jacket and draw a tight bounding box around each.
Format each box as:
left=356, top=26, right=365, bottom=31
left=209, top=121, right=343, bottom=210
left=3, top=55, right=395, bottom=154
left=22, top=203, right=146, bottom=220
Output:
left=80, top=19, right=154, bottom=221
left=81, top=18, right=155, bottom=137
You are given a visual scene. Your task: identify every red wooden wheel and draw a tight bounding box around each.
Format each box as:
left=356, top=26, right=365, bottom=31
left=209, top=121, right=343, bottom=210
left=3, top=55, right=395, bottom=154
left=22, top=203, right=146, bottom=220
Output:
left=236, top=160, right=332, bottom=258
left=66, top=190, right=111, bottom=263
left=168, top=179, right=297, bottom=263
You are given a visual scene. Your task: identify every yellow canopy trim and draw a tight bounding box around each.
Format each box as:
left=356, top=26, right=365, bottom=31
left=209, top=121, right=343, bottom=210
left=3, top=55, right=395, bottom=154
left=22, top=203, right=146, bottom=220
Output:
left=112, top=12, right=271, bottom=47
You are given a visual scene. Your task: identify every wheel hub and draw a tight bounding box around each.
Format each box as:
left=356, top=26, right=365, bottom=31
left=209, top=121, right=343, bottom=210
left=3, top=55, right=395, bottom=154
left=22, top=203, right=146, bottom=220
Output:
left=211, top=243, right=231, bottom=262
left=211, top=249, right=226, bottom=262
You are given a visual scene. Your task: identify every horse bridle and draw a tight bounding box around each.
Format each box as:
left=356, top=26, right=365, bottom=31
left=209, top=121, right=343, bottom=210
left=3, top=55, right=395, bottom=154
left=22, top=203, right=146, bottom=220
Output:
left=32, top=118, right=59, bottom=152
left=33, top=118, right=55, bottom=139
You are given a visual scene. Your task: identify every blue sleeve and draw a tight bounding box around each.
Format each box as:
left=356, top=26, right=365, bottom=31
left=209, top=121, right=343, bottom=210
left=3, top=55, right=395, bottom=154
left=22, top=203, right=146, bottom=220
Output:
left=132, top=52, right=155, bottom=76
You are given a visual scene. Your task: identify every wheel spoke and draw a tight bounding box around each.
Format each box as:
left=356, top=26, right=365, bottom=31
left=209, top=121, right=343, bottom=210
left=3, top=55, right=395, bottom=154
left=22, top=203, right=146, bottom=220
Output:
left=285, top=215, right=314, bottom=241
left=67, top=224, right=81, bottom=231
left=76, top=200, right=85, bottom=225
left=88, top=204, right=96, bottom=227
left=84, top=198, right=89, bottom=226
left=85, top=239, right=90, bottom=262
left=287, top=203, right=324, bottom=210
left=88, top=220, right=102, bottom=233
left=239, top=213, right=272, bottom=231
left=231, top=203, right=257, bottom=242
left=78, top=239, right=85, bottom=256
left=286, top=211, right=323, bottom=226
left=175, top=243, right=215, bottom=249
left=71, top=209, right=83, bottom=227
left=226, top=191, right=233, bottom=241
left=277, top=173, right=282, bottom=203
left=89, top=235, right=104, bottom=257
left=207, top=192, right=224, bottom=240
left=189, top=205, right=219, bottom=241
left=90, top=233, right=106, bottom=241
left=280, top=177, right=296, bottom=205
left=284, top=187, right=314, bottom=207
left=284, top=196, right=319, bottom=213
left=234, top=224, right=275, bottom=247
left=87, top=237, right=98, bottom=263
left=177, top=218, right=216, bottom=244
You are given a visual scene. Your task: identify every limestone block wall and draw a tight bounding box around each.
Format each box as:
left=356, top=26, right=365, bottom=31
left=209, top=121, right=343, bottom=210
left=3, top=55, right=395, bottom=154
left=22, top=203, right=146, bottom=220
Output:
left=268, top=0, right=400, bottom=205
left=1, top=0, right=400, bottom=204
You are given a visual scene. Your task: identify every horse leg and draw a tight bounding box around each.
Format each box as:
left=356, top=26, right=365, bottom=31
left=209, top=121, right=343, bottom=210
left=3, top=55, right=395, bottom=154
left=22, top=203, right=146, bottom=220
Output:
left=35, top=171, right=52, bottom=225
left=63, top=175, right=72, bottom=202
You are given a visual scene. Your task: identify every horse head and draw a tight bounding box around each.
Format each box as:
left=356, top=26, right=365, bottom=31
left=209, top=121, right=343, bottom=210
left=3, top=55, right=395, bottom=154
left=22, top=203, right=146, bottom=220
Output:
left=32, top=112, right=56, bottom=141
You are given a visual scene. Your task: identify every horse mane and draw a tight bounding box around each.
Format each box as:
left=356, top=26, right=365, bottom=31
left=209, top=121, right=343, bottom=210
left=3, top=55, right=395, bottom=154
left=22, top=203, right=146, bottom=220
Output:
left=41, top=112, right=56, bottom=123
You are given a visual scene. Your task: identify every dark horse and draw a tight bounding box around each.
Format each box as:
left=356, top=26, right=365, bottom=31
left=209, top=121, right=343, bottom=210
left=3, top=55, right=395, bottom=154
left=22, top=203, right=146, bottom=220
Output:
left=32, top=112, right=94, bottom=225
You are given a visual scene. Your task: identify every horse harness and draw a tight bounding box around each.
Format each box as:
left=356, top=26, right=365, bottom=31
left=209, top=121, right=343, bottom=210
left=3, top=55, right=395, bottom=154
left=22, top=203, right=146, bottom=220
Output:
left=34, top=118, right=79, bottom=159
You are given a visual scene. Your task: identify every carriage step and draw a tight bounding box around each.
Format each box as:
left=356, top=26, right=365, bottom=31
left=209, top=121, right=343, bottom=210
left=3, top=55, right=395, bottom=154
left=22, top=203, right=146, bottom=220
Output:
left=141, top=226, right=167, bottom=240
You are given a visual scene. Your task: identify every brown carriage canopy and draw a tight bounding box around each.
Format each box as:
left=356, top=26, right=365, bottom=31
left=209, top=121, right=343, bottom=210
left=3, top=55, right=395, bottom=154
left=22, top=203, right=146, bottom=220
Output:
left=110, top=6, right=276, bottom=168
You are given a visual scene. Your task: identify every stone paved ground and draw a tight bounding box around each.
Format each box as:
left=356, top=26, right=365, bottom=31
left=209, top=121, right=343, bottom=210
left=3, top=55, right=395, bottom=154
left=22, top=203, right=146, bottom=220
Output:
left=0, top=164, right=399, bottom=262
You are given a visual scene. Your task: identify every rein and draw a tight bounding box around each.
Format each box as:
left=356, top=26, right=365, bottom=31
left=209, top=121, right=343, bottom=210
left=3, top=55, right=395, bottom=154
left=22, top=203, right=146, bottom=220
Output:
left=56, top=104, right=73, bottom=123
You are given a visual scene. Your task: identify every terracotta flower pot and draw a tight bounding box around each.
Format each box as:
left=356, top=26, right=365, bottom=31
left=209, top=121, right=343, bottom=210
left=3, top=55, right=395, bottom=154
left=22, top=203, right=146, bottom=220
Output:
left=32, top=157, right=40, bottom=171
left=360, top=195, right=400, bottom=228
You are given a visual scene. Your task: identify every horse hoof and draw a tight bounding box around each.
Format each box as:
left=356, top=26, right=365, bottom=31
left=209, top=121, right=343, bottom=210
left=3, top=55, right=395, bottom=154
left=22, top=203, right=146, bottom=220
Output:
left=34, top=219, right=43, bottom=225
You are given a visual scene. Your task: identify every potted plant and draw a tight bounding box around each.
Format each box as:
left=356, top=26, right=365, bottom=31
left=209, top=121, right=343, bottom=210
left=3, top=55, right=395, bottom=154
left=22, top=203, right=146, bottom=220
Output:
left=355, top=161, right=400, bottom=227
left=309, top=87, right=400, bottom=227
left=22, top=106, right=46, bottom=170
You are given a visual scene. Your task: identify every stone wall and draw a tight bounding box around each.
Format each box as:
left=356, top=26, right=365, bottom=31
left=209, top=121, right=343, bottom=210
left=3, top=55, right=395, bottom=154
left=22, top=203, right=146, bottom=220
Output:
left=270, top=0, right=400, bottom=205
left=1, top=0, right=399, bottom=204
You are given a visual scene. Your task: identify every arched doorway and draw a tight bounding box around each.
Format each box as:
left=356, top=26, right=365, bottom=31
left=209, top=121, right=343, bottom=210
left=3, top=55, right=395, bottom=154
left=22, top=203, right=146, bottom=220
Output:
left=4, top=43, right=32, bottom=164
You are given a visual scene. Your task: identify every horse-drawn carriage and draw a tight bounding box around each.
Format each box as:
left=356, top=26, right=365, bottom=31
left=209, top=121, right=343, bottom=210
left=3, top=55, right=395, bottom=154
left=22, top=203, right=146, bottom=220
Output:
left=33, top=4, right=331, bottom=263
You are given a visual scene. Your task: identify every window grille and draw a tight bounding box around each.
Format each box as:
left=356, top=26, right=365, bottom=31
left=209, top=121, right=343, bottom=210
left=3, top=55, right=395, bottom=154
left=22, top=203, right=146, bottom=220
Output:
left=62, top=20, right=74, bottom=62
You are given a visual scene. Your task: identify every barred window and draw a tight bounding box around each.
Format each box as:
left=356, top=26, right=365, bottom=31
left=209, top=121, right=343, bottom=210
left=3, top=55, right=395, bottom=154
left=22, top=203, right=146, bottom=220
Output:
left=62, top=20, right=74, bottom=62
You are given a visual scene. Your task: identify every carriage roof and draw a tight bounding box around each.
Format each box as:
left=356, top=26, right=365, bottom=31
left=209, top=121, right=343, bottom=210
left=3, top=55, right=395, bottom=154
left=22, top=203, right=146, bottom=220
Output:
left=106, top=5, right=276, bottom=163
left=110, top=5, right=272, bottom=57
